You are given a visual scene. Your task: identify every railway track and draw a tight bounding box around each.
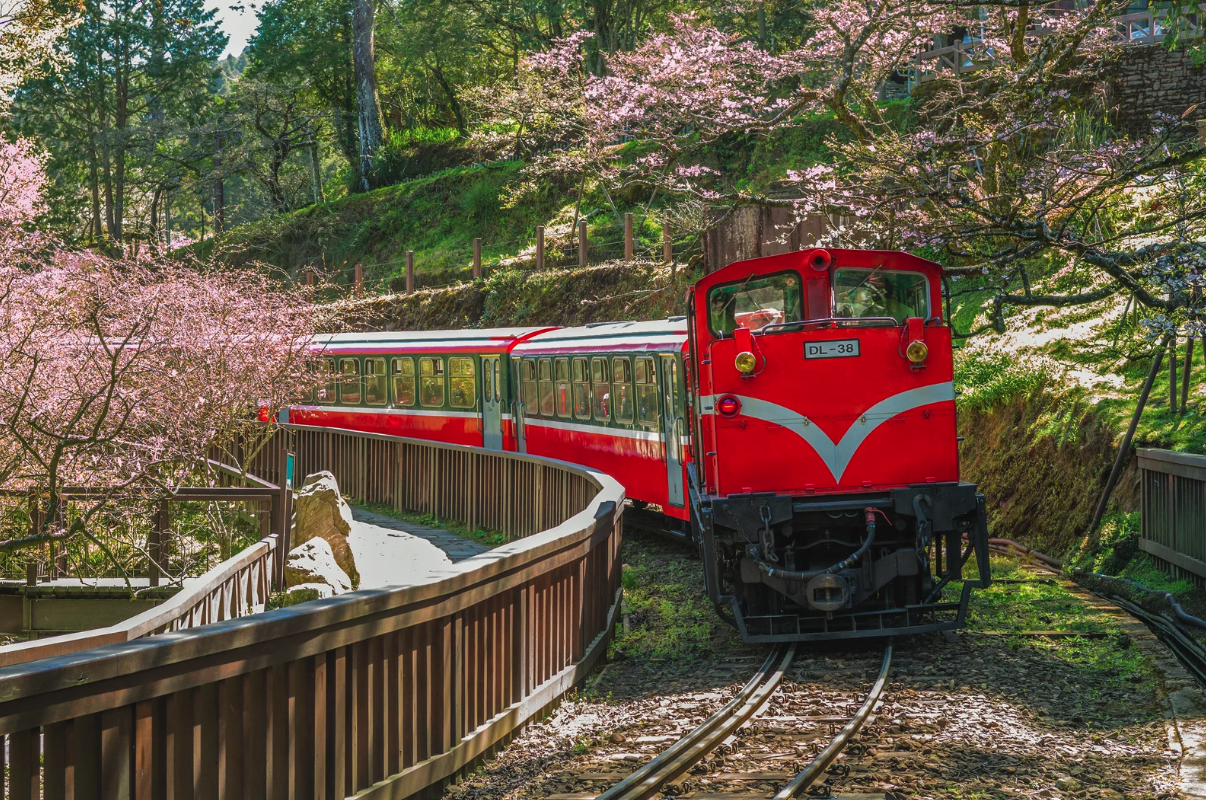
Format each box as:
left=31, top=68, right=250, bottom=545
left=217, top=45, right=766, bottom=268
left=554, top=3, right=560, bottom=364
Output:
left=557, top=643, right=894, bottom=800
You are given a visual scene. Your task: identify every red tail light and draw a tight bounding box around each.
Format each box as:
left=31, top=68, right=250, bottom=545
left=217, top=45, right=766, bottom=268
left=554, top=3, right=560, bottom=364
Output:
left=717, top=396, right=741, bottom=417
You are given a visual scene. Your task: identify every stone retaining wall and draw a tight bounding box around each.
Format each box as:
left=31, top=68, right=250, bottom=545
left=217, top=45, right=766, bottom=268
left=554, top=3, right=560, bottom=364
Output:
left=1108, top=44, right=1206, bottom=133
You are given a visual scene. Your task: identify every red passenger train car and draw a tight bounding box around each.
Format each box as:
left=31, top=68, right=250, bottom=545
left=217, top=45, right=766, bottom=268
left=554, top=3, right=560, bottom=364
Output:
left=285, top=248, right=990, bottom=642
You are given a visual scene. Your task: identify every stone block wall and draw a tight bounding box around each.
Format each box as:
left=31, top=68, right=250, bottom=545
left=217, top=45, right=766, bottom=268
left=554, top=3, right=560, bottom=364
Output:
left=1108, top=44, right=1206, bottom=133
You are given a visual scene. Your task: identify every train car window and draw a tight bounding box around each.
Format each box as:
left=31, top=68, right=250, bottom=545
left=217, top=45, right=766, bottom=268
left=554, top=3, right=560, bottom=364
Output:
left=573, top=358, right=591, bottom=420
left=554, top=358, right=571, bottom=418
left=318, top=358, right=337, bottom=404
left=538, top=358, right=555, bottom=417
left=483, top=360, right=493, bottom=402
left=419, top=357, right=445, bottom=407
left=707, top=271, right=803, bottom=336
left=522, top=359, right=538, bottom=417
left=591, top=357, right=611, bottom=422
left=635, top=357, right=659, bottom=427
left=449, top=357, right=475, bottom=409
left=834, top=268, right=929, bottom=323
left=494, top=359, right=501, bottom=402
left=392, top=358, right=415, bottom=406
left=338, top=358, right=362, bottom=405
left=364, top=358, right=387, bottom=405
left=612, top=357, right=634, bottom=424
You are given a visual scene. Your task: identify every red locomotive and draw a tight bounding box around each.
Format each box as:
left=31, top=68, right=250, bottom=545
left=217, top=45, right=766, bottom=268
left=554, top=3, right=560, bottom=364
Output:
left=286, top=248, right=991, bottom=642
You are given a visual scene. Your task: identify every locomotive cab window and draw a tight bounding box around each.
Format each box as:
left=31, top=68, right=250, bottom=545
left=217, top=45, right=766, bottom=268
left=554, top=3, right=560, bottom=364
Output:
left=538, top=358, right=555, bottom=417
left=318, top=358, right=337, bottom=404
left=338, top=358, right=361, bottom=405
left=449, top=357, right=475, bottom=409
left=635, top=357, right=659, bottom=428
left=591, top=357, right=610, bottom=422
left=419, top=357, right=444, bottom=407
left=392, top=358, right=415, bottom=406
left=364, top=358, right=387, bottom=406
left=707, top=271, right=803, bottom=337
left=612, top=357, right=634, bottom=424
left=834, top=268, right=929, bottom=323
left=554, top=358, right=571, bottom=419
left=573, top=358, right=591, bottom=420
left=522, top=359, right=538, bottom=417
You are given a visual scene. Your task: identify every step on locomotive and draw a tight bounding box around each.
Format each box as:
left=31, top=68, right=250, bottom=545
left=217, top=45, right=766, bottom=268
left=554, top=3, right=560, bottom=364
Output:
left=285, top=248, right=991, bottom=642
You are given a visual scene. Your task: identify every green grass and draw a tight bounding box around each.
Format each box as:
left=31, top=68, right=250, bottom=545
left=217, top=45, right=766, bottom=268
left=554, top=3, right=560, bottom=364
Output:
left=947, top=555, right=1158, bottom=693
left=349, top=500, right=509, bottom=548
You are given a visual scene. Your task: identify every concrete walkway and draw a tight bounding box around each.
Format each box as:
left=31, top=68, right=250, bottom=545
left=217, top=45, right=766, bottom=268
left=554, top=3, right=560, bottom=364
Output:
left=350, top=507, right=490, bottom=564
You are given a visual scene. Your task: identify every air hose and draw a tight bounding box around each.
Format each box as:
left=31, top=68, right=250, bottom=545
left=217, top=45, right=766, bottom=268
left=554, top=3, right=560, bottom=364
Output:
left=756, top=508, right=877, bottom=581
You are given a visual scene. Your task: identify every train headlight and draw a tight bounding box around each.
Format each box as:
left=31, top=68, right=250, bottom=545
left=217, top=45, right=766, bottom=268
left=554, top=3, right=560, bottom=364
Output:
left=734, top=351, right=757, bottom=374
left=717, top=395, right=741, bottom=417
left=906, top=340, right=929, bottom=364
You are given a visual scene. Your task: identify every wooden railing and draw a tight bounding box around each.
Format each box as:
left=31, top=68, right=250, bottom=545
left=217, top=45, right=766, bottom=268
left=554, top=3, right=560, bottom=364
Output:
left=914, top=6, right=1206, bottom=84
left=1138, top=449, right=1206, bottom=586
left=0, top=427, right=624, bottom=800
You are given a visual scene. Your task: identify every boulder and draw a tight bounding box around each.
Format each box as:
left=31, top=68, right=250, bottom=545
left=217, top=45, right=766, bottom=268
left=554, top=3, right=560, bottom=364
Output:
left=285, top=538, right=353, bottom=594
left=291, top=471, right=360, bottom=587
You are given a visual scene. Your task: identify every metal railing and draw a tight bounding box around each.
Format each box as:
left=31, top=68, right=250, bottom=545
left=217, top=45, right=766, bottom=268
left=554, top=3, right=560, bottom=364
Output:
left=0, top=426, right=624, bottom=800
left=1139, top=448, right=1206, bottom=586
left=913, top=5, right=1206, bottom=84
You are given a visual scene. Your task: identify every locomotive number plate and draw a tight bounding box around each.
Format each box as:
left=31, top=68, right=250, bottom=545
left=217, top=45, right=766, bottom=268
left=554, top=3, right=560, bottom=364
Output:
left=805, top=339, right=860, bottom=360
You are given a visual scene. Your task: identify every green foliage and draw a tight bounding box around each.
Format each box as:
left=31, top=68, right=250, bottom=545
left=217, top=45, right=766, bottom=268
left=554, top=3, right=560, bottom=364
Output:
left=954, top=349, right=1054, bottom=412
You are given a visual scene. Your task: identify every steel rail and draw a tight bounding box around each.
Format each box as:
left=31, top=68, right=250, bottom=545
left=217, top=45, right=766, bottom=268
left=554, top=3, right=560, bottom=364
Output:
left=597, top=644, right=796, bottom=800
left=773, top=643, right=894, bottom=799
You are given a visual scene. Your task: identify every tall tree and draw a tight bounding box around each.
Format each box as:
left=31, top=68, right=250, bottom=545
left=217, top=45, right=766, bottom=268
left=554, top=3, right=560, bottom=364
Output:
left=352, top=0, right=383, bottom=190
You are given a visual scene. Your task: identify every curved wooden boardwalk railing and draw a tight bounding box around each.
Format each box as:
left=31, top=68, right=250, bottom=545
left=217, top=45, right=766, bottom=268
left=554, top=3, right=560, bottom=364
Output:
left=0, top=427, right=625, bottom=800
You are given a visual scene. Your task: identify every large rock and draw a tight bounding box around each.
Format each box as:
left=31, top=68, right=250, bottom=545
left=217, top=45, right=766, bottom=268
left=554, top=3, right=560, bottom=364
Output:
left=291, top=471, right=360, bottom=587
left=285, top=538, right=353, bottom=594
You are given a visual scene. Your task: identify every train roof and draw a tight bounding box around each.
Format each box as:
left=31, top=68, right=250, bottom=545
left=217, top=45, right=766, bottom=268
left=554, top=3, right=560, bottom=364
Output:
left=514, top=318, right=688, bottom=354
left=312, top=327, right=555, bottom=354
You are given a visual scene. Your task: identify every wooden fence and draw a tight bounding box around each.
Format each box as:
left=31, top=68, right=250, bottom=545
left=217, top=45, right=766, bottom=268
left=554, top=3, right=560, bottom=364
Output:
left=1139, top=449, right=1206, bottom=586
left=0, top=426, right=624, bottom=800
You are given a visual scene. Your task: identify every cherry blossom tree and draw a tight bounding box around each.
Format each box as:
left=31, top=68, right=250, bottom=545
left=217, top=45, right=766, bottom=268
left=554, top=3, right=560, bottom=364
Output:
left=567, top=3, right=1206, bottom=334
left=0, top=150, right=324, bottom=581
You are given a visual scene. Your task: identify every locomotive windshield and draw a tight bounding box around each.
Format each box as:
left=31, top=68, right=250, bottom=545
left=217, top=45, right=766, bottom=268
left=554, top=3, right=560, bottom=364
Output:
left=707, top=272, right=803, bottom=336
left=834, top=268, right=929, bottom=323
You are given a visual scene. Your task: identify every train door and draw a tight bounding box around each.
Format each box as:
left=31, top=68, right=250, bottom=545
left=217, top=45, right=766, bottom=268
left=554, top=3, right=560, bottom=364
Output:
left=661, top=355, right=685, bottom=508
left=511, top=356, right=527, bottom=453
left=481, top=355, right=503, bottom=450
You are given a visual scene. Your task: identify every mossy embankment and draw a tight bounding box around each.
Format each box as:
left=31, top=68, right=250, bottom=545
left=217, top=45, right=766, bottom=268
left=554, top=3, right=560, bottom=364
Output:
left=322, top=260, right=696, bottom=332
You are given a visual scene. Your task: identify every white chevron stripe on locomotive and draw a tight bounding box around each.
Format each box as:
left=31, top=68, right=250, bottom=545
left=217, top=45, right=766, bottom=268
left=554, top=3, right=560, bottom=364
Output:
left=700, top=382, right=955, bottom=482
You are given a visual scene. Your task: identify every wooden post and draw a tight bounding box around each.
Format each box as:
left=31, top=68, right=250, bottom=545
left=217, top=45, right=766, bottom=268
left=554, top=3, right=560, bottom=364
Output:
left=354, top=263, right=363, bottom=295
left=473, top=239, right=482, bottom=280
left=624, top=214, right=634, bottom=261
left=662, top=215, right=673, bottom=266
left=535, top=226, right=544, bottom=270
left=1171, top=337, right=1179, bottom=414
left=305, top=270, right=314, bottom=288
left=149, top=500, right=168, bottom=588
left=26, top=498, right=42, bottom=588
left=578, top=220, right=588, bottom=269
left=1183, top=338, right=1195, bottom=411
left=406, top=251, right=415, bottom=293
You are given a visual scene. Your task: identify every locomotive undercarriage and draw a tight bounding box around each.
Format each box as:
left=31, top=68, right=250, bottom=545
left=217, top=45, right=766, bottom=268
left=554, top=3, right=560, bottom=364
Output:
left=693, top=482, right=992, bottom=643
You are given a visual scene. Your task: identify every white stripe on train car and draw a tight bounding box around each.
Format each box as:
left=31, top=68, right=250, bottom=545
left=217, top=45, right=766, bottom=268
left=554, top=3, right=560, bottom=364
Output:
left=526, top=418, right=663, bottom=443
left=293, top=405, right=479, bottom=419
left=700, top=382, right=955, bottom=482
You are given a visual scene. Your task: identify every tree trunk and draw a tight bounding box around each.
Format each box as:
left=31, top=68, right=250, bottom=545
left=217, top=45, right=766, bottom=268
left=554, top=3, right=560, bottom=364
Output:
left=310, top=132, right=325, bottom=205
left=352, top=0, right=384, bottom=192
left=213, top=132, right=225, bottom=233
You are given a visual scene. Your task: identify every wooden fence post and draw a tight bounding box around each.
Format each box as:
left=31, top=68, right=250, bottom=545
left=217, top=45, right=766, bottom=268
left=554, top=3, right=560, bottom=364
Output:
left=354, top=263, right=363, bottom=295
left=305, top=270, right=314, bottom=288
left=578, top=220, right=588, bottom=269
left=473, top=238, right=482, bottom=280
left=536, top=226, right=544, bottom=270
left=662, top=215, right=673, bottom=266
left=624, top=214, right=634, bottom=261
left=149, top=500, right=168, bottom=588
left=406, top=251, right=415, bottom=293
